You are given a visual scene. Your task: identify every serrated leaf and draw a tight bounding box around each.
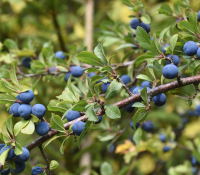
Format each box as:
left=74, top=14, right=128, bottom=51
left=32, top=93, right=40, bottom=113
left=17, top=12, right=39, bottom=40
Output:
left=21, top=120, right=35, bottom=135
left=134, top=55, right=155, bottom=67
left=78, top=121, right=92, bottom=148
left=136, top=74, right=153, bottom=82
left=14, top=142, right=23, bottom=155
left=50, top=160, right=59, bottom=170
left=67, top=75, right=75, bottom=96
left=48, top=100, right=71, bottom=113
left=0, top=79, right=19, bottom=93
left=50, top=114, right=65, bottom=133
left=105, top=105, right=121, bottom=119
left=170, top=34, right=178, bottom=53
left=105, top=80, right=122, bottom=100
left=56, top=88, right=78, bottom=104
left=177, top=21, right=197, bottom=35
left=86, top=104, right=98, bottom=122
left=132, top=108, right=145, bottom=129
left=14, top=120, right=29, bottom=136
left=3, top=122, right=9, bottom=137
left=189, top=11, right=198, bottom=32
left=9, top=61, right=21, bottom=90
left=151, top=37, right=162, bottom=54
left=77, top=51, right=104, bottom=66
left=115, top=43, right=137, bottom=50
left=153, top=60, right=163, bottom=72
left=44, top=135, right=65, bottom=149
left=94, top=43, right=108, bottom=65
left=140, top=14, right=151, bottom=24
left=0, top=94, right=16, bottom=104
left=136, top=27, right=152, bottom=50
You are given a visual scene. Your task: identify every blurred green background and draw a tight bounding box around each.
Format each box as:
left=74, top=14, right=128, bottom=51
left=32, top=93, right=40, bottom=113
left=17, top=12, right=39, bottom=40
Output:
left=1, top=0, right=200, bottom=175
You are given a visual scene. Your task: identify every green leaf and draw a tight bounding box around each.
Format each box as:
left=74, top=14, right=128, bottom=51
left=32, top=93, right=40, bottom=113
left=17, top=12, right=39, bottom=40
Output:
left=21, top=120, right=35, bottom=135
left=31, top=114, right=39, bottom=123
left=105, top=80, right=122, bottom=100
left=3, top=122, right=9, bottom=137
left=56, top=88, right=78, bottom=104
left=78, top=121, right=92, bottom=148
left=100, top=162, right=113, bottom=175
left=98, top=134, right=116, bottom=142
left=86, top=104, right=98, bottom=122
left=158, top=4, right=173, bottom=16
left=151, top=37, right=162, bottom=54
left=153, top=60, right=163, bottom=72
left=136, top=74, right=153, bottom=82
left=136, top=27, right=152, bottom=50
left=48, top=100, right=71, bottom=113
left=94, top=43, right=108, bottom=65
left=140, top=14, right=151, bottom=24
left=9, top=61, right=21, bottom=90
left=0, top=79, right=19, bottom=93
left=140, top=87, right=148, bottom=103
left=77, top=51, right=104, bottom=66
left=50, top=114, right=65, bottom=133
left=189, top=11, right=198, bottom=32
left=0, top=94, right=16, bottom=104
left=132, top=108, right=146, bottom=128
left=132, top=102, right=146, bottom=108
left=134, top=55, right=155, bottom=67
left=60, top=138, right=68, bottom=154
left=193, top=64, right=200, bottom=76
left=133, top=127, right=142, bottom=145
left=177, top=21, right=197, bottom=35
left=72, top=100, right=88, bottom=111
left=4, top=39, right=18, bottom=50
left=170, top=34, right=178, bottom=53
left=115, top=43, right=137, bottom=50
left=9, top=159, right=15, bottom=170
left=6, top=115, right=13, bottom=136
left=105, top=105, right=121, bottom=119
left=50, top=160, right=59, bottom=170
left=44, top=135, right=65, bottom=149
left=14, top=142, right=23, bottom=156
left=14, top=120, right=30, bottom=136
left=0, top=148, right=10, bottom=165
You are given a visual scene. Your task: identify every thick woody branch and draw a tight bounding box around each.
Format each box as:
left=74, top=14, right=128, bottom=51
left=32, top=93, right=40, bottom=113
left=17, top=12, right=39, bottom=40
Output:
left=25, top=75, right=200, bottom=151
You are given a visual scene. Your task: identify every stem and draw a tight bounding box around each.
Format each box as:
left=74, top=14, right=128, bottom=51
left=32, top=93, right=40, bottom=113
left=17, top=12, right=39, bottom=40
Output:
left=39, top=145, right=51, bottom=175
left=25, top=75, right=200, bottom=151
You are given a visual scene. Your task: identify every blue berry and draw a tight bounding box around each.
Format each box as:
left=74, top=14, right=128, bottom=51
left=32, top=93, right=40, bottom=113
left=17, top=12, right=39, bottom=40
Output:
left=9, top=103, right=20, bottom=117
left=15, top=147, right=30, bottom=163
left=49, top=66, right=57, bottom=73
left=183, top=41, right=198, bottom=56
left=11, top=160, right=25, bottom=173
left=191, top=155, right=199, bottom=166
left=0, top=165, right=10, bottom=175
left=22, top=57, right=32, bottom=68
left=130, top=121, right=140, bottom=129
left=141, top=81, right=151, bottom=88
left=198, top=11, right=200, bottom=21
left=161, top=44, right=170, bottom=53
left=130, top=19, right=140, bottom=29
left=152, top=93, right=166, bottom=106
left=121, top=75, right=131, bottom=85
left=95, top=115, right=103, bottom=124
left=133, top=86, right=151, bottom=94
left=0, top=146, right=14, bottom=161
left=139, top=23, right=150, bottom=33
left=88, top=72, right=96, bottom=78
left=124, top=103, right=135, bottom=113
left=65, top=72, right=74, bottom=82
left=181, top=117, right=188, bottom=125
left=0, top=144, right=5, bottom=150
left=31, top=166, right=44, bottom=175
left=32, top=104, right=46, bottom=119
left=192, top=166, right=197, bottom=174
left=195, top=105, right=200, bottom=116
left=18, top=104, right=32, bottom=119
left=55, top=51, right=65, bottom=59
left=108, top=144, right=115, bottom=153
left=101, top=82, right=111, bottom=93
left=163, top=145, right=170, bottom=152
left=66, top=110, right=80, bottom=121
left=130, top=86, right=136, bottom=93
left=72, top=121, right=85, bottom=136
left=166, top=54, right=180, bottom=66
left=16, top=89, right=34, bottom=104
left=159, top=133, right=166, bottom=142
left=142, top=121, right=154, bottom=132
left=71, top=66, right=83, bottom=77
left=197, top=48, right=200, bottom=59
left=35, top=122, right=50, bottom=136
left=162, top=64, right=178, bottom=79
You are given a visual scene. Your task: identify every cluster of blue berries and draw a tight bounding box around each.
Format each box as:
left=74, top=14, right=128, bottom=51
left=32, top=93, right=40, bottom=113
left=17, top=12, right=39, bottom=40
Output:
left=130, top=18, right=151, bottom=33
left=0, top=144, right=30, bottom=174
left=159, top=133, right=171, bottom=152
left=9, top=89, right=50, bottom=136
left=183, top=41, right=200, bottom=58
left=191, top=155, right=199, bottom=174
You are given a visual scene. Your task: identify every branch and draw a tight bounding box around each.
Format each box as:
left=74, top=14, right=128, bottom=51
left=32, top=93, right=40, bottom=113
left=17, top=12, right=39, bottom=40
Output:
left=39, top=145, right=51, bottom=175
left=25, top=75, right=200, bottom=151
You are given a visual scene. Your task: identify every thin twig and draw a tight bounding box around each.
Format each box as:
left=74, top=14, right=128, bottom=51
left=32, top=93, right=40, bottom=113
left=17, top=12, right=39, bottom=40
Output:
left=39, top=145, right=52, bottom=175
